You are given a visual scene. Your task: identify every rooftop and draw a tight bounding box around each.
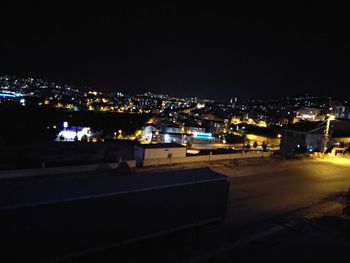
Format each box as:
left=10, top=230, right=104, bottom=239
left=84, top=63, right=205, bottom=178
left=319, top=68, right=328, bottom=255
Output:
left=137, top=143, right=186, bottom=149
left=282, top=121, right=325, bottom=133
left=283, top=120, right=350, bottom=136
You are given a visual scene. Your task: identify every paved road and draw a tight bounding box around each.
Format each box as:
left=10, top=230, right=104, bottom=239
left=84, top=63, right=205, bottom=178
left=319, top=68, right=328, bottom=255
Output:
left=219, top=158, right=350, bottom=232
left=71, top=158, right=350, bottom=262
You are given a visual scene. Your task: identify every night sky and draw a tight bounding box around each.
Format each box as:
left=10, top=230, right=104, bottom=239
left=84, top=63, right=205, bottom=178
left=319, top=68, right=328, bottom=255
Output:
left=1, top=3, right=349, bottom=101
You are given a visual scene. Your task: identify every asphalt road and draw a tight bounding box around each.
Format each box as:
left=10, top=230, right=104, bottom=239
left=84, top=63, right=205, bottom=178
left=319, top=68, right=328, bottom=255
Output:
left=143, top=157, right=350, bottom=230
left=218, top=158, right=350, bottom=232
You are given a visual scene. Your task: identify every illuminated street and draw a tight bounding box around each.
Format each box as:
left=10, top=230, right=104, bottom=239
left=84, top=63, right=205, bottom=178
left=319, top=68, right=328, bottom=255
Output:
left=220, top=158, right=350, bottom=230
left=142, top=157, right=350, bottom=232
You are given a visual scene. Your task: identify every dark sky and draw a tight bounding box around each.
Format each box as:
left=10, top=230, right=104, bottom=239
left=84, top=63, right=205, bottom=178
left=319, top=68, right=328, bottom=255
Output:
left=1, top=3, right=349, bottom=101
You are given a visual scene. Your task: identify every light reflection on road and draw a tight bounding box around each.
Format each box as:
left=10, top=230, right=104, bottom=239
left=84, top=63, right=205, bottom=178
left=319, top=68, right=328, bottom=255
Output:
left=318, top=156, right=350, bottom=167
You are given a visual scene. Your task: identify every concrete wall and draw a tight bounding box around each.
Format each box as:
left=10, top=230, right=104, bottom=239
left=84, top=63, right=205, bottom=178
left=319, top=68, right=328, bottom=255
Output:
left=1, top=152, right=272, bottom=179
left=280, top=130, right=308, bottom=153
left=134, top=147, right=145, bottom=166
left=306, top=133, right=323, bottom=152
left=143, top=152, right=272, bottom=166
left=144, top=147, right=187, bottom=159
left=0, top=160, right=137, bottom=180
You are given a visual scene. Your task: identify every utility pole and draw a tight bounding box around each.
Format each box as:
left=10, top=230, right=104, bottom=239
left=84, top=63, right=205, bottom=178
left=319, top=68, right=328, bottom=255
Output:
left=323, top=115, right=335, bottom=153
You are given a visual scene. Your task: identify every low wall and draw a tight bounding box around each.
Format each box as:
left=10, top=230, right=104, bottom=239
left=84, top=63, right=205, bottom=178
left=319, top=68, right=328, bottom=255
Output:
left=0, top=160, right=137, bottom=180
left=143, top=152, right=272, bottom=166
left=0, top=141, right=135, bottom=170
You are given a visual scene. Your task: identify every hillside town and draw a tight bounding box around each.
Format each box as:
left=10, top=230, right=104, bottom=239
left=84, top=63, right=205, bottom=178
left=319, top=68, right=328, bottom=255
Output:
left=1, top=75, right=350, bottom=157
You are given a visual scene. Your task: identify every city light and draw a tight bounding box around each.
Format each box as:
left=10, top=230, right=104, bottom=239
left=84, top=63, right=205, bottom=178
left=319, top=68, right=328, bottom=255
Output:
left=56, top=127, right=91, bottom=141
left=193, top=132, right=213, bottom=139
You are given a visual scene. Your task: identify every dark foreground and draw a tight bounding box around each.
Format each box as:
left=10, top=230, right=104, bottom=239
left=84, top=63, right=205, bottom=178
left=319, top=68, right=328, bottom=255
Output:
left=1, top=158, right=350, bottom=262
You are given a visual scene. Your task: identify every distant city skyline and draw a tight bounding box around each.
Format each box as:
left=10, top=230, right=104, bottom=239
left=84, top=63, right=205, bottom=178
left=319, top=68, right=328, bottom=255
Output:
left=1, top=74, right=348, bottom=103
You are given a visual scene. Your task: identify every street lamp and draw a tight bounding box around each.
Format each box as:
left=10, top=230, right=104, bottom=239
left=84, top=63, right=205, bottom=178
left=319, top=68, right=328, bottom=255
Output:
left=323, top=114, right=335, bottom=153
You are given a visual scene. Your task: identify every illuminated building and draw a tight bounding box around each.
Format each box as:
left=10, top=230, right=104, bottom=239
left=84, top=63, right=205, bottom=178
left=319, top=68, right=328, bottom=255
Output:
left=56, top=126, right=92, bottom=142
left=335, top=105, right=350, bottom=119
left=294, top=107, right=321, bottom=121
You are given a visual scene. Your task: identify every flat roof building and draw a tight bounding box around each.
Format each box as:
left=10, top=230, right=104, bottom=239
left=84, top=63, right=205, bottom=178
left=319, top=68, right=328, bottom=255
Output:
left=134, top=143, right=187, bottom=166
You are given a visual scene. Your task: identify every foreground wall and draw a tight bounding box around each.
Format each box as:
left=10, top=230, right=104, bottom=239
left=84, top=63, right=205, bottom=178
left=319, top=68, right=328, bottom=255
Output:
left=0, top=169, right=229, bottom=262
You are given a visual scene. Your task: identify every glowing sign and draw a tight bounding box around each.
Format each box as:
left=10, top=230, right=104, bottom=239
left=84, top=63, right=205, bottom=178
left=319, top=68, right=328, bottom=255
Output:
left=193, top=132, right=213, bottom=139
left=0, top=91, right=23, bottom=98
left=0, top=93, right=16, bottom=98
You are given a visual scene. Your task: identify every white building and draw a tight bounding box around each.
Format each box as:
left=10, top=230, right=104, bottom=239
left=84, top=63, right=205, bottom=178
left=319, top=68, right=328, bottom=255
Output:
left=141, top=125, right=158, bottom=143
left=134, top=143, right=187, bottom=166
